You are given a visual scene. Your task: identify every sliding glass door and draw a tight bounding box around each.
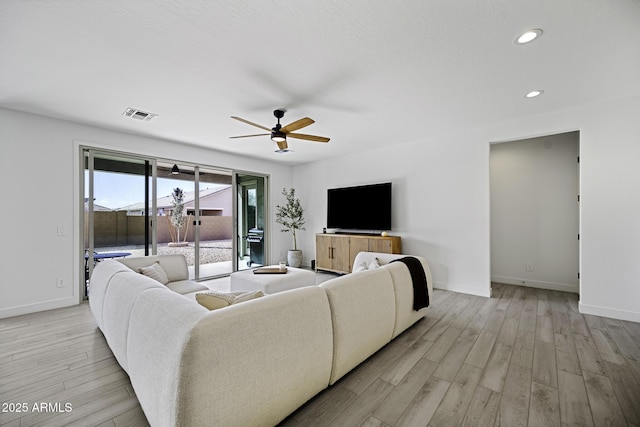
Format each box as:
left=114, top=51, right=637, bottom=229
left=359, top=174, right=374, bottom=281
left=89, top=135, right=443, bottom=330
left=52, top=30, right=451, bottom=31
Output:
left=156, top=162, right=233, bottom=279
left=82, top=148, right=267, bottom=297
left=235, top=173, right=268, bottom=270
left=83, top=150, right=155, bottom=297
left=195, top=167, right=233, bottom=278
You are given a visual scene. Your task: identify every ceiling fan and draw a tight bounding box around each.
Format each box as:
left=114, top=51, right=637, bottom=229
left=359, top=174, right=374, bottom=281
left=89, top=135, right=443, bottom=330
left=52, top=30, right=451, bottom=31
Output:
left=230, top=109, right=330, bottom=152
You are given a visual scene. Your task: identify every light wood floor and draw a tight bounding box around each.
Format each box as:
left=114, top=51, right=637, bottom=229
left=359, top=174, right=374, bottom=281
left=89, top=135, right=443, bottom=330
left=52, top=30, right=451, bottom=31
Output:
left=1, top=283, right=639, bottom=426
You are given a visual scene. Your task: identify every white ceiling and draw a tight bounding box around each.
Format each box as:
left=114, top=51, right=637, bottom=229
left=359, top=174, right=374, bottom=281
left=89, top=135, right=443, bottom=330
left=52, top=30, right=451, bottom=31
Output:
left=2, top=0, right=640, bottom=165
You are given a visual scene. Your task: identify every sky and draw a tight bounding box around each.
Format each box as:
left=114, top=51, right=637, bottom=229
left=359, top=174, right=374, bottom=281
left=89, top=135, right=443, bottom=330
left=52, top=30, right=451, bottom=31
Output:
left=86, top=171, right=226, bottom=209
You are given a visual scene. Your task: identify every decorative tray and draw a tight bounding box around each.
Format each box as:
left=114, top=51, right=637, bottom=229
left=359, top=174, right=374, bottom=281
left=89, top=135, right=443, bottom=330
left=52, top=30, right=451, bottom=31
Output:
left=253, top=267, right=288, bottom=274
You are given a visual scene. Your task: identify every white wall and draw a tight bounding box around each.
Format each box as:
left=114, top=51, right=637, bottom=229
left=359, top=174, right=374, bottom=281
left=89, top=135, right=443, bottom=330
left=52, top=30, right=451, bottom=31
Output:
left=490, top=132, right=579, bottom=292
left=3, top=94, right=640, bottom=322
left=294, top=130, right=492, bottom=297
left=0, top=108, right=293, bottom=318
left=293, top=95, right=640, bottom=322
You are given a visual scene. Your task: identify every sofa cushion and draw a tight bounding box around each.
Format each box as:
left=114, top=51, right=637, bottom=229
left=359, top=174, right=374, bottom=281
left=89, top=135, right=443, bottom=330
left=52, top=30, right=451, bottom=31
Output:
left=126, top=287, right=209, bottom=426
left=174, top=286, right=334, bottom=427
left=138, top=262, right=169, bottom=284
left=196, top=290, right=264, bottom=310
left=382, top=262, right=430, bottom=339
left=102, top=270, right=166, bottom=372
left=88, top=260, right=134, bottom=330
left=166, top=279, right=209, bottom=295
left=320, top=267, right=396, bottom=384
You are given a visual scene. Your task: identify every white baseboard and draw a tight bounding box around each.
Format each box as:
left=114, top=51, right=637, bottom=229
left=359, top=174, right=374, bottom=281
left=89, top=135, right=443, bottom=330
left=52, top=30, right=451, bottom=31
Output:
left=0, top=297, right=77, bottom=319
left=433, top=281, right=491, bottom=298
left=579, top=301, right=640, bottom=323
left=491, top=275, right=579, bottom=294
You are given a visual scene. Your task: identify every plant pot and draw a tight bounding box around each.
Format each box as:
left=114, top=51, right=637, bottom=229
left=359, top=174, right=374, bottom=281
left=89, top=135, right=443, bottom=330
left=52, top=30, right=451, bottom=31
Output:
left=167, top=242, right=189, bottom=247
left=287, top=250, right=303, bottom=268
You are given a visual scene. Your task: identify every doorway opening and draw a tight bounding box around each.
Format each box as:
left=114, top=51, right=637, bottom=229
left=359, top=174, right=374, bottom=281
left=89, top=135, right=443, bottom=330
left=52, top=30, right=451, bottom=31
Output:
left=490, top=131, right=580, bottom=293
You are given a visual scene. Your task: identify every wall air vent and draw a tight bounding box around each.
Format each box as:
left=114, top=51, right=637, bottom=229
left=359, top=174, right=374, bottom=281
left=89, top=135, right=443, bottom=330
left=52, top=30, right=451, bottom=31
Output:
left=122, top=107, right=157, bottom=122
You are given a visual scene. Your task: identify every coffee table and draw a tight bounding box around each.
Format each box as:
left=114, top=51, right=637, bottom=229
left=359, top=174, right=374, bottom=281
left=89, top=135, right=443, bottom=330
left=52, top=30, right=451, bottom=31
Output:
left=230, top=266, right=317, bottom=294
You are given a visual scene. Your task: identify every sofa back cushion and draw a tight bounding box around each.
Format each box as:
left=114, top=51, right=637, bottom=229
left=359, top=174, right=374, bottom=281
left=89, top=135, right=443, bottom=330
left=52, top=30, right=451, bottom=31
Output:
left=382, top=262, right=430, bottom=339
left=126, top=287, right=208, bottom=426
left=119, top=254, right=189, bottom=282
left=102, top=269, right=165, bottom=372
left=127, top=286, right=333, bottom=427
left=320, top=267, right=396, bottom=384
left=89, top=260, right=134, bottom=330
left=353, top=252, right=432, bottom=339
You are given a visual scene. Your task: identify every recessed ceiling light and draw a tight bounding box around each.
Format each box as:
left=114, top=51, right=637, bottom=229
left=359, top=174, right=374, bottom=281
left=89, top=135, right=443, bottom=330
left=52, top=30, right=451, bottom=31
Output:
left=525, top=90, right=544, bottom=98
left=515, top=29, right=543, bottom=45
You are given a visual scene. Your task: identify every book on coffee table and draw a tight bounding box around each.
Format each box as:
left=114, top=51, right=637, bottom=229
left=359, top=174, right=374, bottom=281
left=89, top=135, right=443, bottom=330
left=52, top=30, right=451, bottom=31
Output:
left=253, top=267, right=288, bottom=274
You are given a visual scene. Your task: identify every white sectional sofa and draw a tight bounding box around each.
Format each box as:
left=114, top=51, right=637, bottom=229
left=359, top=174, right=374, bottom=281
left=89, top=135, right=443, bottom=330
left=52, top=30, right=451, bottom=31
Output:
left=89, top=252, right=432, bottom=427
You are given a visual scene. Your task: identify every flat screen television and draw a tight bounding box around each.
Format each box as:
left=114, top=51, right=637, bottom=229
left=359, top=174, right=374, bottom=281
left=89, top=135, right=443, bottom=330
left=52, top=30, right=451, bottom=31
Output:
left=327, top=182, right=392, bottom=232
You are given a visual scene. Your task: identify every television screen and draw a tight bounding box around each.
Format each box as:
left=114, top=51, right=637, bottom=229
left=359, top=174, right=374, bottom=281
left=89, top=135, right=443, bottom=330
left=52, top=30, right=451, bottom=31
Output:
left=327, top=182, right=392, bottom=231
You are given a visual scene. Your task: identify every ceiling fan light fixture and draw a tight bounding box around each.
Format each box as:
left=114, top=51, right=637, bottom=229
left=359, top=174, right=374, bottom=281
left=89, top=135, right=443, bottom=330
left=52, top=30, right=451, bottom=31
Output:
left=271, top=131, right=286, bottom=143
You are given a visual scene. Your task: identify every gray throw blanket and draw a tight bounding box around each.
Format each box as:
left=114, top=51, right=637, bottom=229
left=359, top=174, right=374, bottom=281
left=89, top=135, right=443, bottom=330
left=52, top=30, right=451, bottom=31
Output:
left=391, top=257, right=429, bottom=310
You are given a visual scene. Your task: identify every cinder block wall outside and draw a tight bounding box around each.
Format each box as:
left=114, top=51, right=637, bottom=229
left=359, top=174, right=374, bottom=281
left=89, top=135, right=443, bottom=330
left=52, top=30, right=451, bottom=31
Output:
left=85, top=212, right=232, bottom=247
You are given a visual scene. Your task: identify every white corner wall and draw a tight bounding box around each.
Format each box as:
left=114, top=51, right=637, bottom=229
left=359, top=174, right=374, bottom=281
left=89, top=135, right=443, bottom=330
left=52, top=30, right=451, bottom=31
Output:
left=0, top=108, right=293, bottom=319
left=293, top=95, right=640, bottom=322
left=490, top=132, right=579, bottom=293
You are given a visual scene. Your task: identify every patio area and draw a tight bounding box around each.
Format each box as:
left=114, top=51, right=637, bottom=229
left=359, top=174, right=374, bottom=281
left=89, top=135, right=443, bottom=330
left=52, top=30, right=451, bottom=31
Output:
left=92, top=239, right=234, bottom=279
left=95, top=239, right=230, bottom=263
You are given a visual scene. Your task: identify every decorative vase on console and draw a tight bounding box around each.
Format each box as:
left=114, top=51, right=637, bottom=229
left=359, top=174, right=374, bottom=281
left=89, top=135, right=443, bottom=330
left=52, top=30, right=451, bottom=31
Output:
left=275, top=187, right=305, bottom=268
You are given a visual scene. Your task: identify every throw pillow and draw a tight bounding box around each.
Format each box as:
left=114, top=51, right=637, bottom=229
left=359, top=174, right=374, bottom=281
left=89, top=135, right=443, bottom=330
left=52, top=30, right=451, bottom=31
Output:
left=196, top=293, right=234, bottom=310
left=196, top=290, right=265, bottom=311
left=233, top=290, right=265, bottom=304
left=353, top=261, right=368, bottom=273
left=368, top=258, right=381, bottom=270
left=138, top=262, right=169, bottom=285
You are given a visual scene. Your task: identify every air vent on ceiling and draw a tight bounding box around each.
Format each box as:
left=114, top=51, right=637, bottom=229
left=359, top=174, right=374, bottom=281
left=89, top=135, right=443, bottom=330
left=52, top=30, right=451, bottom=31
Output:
left=122, top=107, right=157, bottom=122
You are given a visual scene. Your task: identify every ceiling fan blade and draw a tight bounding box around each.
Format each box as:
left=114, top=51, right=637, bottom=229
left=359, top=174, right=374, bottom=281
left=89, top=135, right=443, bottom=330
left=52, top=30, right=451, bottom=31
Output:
left=281, top=117, right=314, bottom=133
left=276, top=140, right=288, bottom=151
left=230, top=133, right=270, bottom=139
left=231, top=116, right=271, bottom=132
left=288, top=133, right=330, bottom=143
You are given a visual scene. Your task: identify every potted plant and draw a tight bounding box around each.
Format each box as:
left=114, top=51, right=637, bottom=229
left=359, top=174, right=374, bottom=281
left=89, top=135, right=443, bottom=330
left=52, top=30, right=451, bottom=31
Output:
left=168, top=187, right=190, bottom=247
left=275, top=187, right=305, bottom=268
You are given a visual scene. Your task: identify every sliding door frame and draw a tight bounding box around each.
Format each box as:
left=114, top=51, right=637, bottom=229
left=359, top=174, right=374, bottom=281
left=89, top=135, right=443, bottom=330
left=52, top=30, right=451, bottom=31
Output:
left=81, top=148, right=158, bottom=299
left=233, top=171, right=270, bottom=271
left=79, top=144, right=270, bottom=300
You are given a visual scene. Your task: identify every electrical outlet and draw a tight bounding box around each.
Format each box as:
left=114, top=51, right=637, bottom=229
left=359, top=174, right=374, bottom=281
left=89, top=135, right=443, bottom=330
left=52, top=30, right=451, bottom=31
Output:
left=525, top=263, right=533, bottom=272
left=56, top=278, right=65, bottom=288
left=57, top=225, right=66, bottom=236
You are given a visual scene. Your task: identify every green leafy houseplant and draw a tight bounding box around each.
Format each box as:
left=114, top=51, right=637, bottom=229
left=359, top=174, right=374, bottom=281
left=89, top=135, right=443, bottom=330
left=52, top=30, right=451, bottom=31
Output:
left=275, top=188, right=306, bottom=251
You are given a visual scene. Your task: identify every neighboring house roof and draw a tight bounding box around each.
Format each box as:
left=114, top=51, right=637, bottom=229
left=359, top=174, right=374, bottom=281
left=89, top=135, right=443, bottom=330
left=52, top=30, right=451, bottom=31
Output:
left=84, top=198, right=112, bottom=211
left=117, top=186, right=230, bottom=211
